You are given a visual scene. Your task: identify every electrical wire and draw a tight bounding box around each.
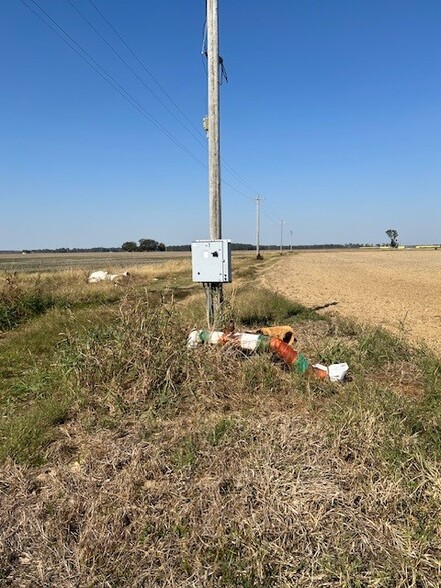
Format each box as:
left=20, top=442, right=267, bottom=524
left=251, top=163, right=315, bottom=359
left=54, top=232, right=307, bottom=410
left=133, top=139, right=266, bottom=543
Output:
left=87, top=0, right=208, bottom=143
left=66, top=0, right=207, bottom=151
left=87, top=0, right=282, bottom=216
left=85, top=0, right=266, bottom=207
left=20, top=0, right=259, bottom=208
left=20, top=0, right=286, bottom=228
left=79, top=1, right=264, bottom=207
left=260, top=206, right=280, bottom=224
left=20, top=0, right=208, bottom=170
left=261, top=198, right=283, bottom=224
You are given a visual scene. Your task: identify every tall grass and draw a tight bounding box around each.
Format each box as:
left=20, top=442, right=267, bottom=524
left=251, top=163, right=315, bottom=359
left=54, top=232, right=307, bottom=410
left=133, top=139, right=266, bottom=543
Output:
left=0, top=274, right=57, bottom=330
left=1, top=262, right=441, bottom=586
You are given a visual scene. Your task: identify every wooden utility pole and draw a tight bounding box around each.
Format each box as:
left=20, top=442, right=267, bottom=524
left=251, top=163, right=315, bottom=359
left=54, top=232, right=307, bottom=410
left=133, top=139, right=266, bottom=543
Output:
left=255, top=195, right=262, bottom=259
left=206, top=0, right=222, bottom=326
left=207, top=0, right=221, bottom=241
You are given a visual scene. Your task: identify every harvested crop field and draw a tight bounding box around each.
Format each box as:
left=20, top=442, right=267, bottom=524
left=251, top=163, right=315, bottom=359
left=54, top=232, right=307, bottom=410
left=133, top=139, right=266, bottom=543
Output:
left=262, top=249, right=441, bottom=355
left=0, top=251, right=189, bottom=273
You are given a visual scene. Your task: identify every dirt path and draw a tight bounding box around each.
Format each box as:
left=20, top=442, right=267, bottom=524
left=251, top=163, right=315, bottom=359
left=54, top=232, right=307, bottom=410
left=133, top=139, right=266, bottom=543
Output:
left=261, top=249, right=441, bottom=355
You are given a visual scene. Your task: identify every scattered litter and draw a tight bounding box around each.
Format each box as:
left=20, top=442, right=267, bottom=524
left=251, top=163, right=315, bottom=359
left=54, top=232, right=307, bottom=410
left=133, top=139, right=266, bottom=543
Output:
left=88, top=270, right=108, bottom=283
left=88, top=270, right=130, bottom=284
left=312, top=363, right=328, bottom=375
left=311, top=363, right=349, bottom=382
left=328, top=363, right=349, bottom=382
left=256, top=325, right=296, bottom=345
left=187, top=328, right=349, bottom=382
left=187, top=330, right=268, bottom=352
left=269, top=338, right=328, bottom=378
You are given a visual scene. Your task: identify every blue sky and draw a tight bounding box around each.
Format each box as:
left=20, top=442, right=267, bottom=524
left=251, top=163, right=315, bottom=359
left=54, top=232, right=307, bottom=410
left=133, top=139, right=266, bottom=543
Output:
left=1, top=0, right=440, bottom=249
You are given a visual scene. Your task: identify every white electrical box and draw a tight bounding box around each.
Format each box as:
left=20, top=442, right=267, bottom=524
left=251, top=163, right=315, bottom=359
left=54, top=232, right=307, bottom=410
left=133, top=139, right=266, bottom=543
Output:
left=191, top=239, right=232, bottom=283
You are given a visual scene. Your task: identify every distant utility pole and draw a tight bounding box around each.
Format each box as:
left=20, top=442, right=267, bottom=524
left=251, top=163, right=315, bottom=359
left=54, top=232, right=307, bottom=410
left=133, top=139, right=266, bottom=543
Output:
left=279, top=220, right=285, bottom=255
left=255, top=195, right=262, bottom=259
left=206, top=0, right=222, bottom=325
left=290, top=230, right=293, bottom=251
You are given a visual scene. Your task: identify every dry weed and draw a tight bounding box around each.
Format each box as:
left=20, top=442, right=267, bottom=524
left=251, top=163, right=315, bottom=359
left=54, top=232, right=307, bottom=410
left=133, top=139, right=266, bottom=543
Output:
left=1, top=276, right=440, bottom=587
left=2, top=408, right=440, bottom=587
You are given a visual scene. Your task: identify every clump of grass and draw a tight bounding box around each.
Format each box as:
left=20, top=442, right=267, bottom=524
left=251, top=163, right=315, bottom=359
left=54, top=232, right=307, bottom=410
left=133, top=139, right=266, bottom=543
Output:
left=0, top=391, right=71, bottom=465
left=232, top=287, right=320, bottom=328
left=356, top=325, right=413, bottom=366
left=59, top=293, right=303, bottom=423
left=61, top=297, right=193, bottom=416
left=416, top=348, right=441, bottom=399
left=0, top=270, right=126, bottom=332
left=207, top=417, right=236, bottom=447
left=0, top=304, right=122, bottom=464
left=407, top=348, right=441, bottom=459
left=0, top=273, right=57, bottom=330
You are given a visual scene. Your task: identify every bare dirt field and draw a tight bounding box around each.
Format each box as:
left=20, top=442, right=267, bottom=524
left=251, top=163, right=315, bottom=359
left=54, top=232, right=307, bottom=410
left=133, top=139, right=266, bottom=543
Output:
left=261, top=249, right=441, bottom=355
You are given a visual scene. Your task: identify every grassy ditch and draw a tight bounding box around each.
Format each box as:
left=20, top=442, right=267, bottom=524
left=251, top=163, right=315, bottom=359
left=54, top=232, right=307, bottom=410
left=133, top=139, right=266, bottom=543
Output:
left=0, top=275, right=58, bottom=331
left=0, top=259, right=440, bottom=586
left=0, top=259, right=195, bottom=331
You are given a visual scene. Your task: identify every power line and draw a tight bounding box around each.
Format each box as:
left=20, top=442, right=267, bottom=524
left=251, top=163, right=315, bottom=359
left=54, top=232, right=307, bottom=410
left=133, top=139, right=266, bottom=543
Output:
left=20, top=0, right=259, bottom=207
left=20, top=0, right=208, bottom=170
left=20, top=0, right=286, bottom=227
left=71, top=0, right=266, bottom=207
left=260, top=197, right=282, bottom=224
left=88, top=0, right=283, bottom=216
left=66, top=0, right=207, bottom=151
left=89, top=0, right=261, bottom=201
left=87, top=0, right=208, bottom=143
left=222, top=179, right=254, bottom=202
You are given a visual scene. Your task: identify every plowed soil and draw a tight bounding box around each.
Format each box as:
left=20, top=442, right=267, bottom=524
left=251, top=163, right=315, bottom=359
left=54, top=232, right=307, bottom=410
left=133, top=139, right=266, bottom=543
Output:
left=261, top=249, right=441, bottom=355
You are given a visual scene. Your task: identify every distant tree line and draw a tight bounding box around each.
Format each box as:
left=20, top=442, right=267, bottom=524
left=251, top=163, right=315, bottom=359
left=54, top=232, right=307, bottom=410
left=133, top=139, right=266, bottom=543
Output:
left=166, top=243, right=255, bottom=251
left=284, top=243, right=368, bottom=250
left=121, top=239, right=165, bottom=252
left=3, top=247, right=123, bottom=254
left=167, top=243, right=370, bottom=251
left=0, top=242, right=376, bottom=255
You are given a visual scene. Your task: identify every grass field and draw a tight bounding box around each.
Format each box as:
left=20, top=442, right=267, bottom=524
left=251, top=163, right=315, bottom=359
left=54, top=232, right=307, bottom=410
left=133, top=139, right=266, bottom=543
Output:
left=1, top=252, right=440, bottom=587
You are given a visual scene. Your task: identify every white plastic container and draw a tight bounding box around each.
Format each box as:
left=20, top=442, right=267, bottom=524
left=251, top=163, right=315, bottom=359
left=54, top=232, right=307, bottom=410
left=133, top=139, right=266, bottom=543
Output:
left=328, top=363, right=349, bottom=382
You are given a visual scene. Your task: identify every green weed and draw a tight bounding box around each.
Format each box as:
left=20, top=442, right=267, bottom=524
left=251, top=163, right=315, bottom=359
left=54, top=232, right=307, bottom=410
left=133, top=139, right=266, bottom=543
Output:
left=234, top=287, right=319, bottom=327
left=0, top=281, right=57, bottom=330
left=0, top=390, right=71, bottom=464
left=171, top=435, right=198, bottom=469
left=208, top=417, right=235, bottom=447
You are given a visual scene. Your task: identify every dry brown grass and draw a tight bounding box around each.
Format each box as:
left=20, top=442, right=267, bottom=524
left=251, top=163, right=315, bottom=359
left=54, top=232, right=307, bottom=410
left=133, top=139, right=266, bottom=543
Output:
left=2, top=406, right=440, bottom=587
left=1, top=258, right=441, bottom=587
